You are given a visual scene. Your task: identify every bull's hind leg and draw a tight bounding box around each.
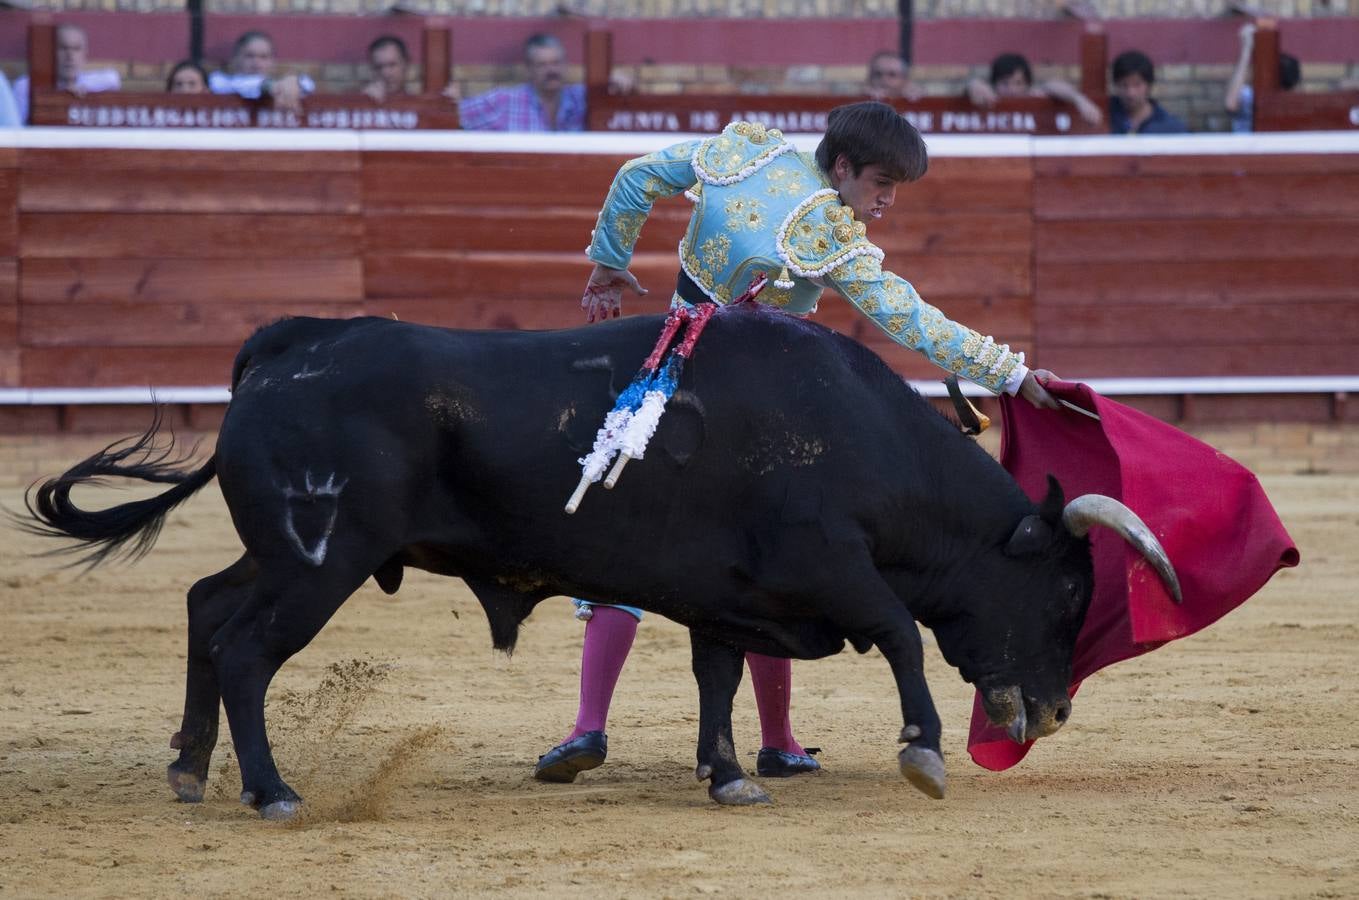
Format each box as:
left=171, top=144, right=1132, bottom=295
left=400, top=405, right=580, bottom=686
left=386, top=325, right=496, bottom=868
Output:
left=690, top=632, right=771, bottom=805
left=211, top=559, right=374, bottom=820
left=168, top=554, right=257, bottom=803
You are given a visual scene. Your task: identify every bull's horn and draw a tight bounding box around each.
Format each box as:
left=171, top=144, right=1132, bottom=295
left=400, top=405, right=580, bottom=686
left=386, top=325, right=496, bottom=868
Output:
left=1062, top=495, right=1183, bottom=604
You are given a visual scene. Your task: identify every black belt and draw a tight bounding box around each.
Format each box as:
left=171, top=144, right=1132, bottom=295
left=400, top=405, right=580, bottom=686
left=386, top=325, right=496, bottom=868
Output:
left=675, top=269, right=709, bottom=305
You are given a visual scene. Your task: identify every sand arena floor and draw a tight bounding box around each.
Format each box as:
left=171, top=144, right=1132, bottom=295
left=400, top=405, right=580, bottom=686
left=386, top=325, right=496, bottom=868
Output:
left=0, top=471, right=1355, bottom=899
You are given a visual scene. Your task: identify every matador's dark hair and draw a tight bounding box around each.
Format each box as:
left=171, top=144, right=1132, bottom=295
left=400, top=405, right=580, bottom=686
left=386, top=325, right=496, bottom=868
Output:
left=815, top=100, right=928, bottom=183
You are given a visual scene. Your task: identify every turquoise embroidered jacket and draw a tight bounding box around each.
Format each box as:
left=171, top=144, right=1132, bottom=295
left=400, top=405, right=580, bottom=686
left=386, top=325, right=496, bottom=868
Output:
left=586, top=121, right=1029, bottom=394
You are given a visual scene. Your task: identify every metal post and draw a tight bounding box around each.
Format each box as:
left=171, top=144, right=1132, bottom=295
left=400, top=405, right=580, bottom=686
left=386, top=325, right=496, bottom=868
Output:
left=898, top=0, right=914, bottom=65
left=188, top=0, right=204, bottom=64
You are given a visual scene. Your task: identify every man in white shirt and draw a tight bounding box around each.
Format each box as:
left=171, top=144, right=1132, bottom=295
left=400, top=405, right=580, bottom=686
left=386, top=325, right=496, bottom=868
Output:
left=208, top=30, right=314, bottom=115
left=14, top=24, right=121, bottom=124
left=0, top=72, right=20, bottom=126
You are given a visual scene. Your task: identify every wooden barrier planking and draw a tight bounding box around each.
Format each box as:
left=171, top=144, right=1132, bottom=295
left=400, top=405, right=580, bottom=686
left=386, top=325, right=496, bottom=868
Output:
left=20, top=148, right=361, bottom=173
left=1034, top=217, right=1359, bottom=262
left=1037, top=299, right=1359, bottom=346
left=19, top=212, right=364, bottom=259
left=1041, top=344, right=1357, bottom=378
left=1034, top=172, right=1359, bottom=220
left=362, top=152, right=629, bottom=211
left=0, top=137, right=1353, bottom=416
left=20, top=169, right=362, bottom=215
left=0, top=167, right=17, bottom=259
left=1033, top=153, right=1359, bottom=177
left=19, top=346, right=242, bottom=387
left=21, top=259, right=363, bottom=305
left=20, top=301, right=368, bottom=347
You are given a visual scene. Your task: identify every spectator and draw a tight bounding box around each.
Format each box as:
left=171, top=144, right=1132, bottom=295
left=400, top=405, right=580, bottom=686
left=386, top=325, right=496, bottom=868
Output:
left=166, top=60, right=209, bottom=94
left=0, top=71, right=19, bottom=126
left=458, top=33, right=586, bottom=131
left=967, top=52, right=1102, bottom=126
left=1108, top=50, right=1188, bottom=134
left=14, top=24, right=121, bottom=124
left=362, top=35, right=410, bottom=103
left=1224, top=24, right=1301, bottom=133
left=865, top=50, right=922, bottom=102
left=209, top=31, right=314, bottom=116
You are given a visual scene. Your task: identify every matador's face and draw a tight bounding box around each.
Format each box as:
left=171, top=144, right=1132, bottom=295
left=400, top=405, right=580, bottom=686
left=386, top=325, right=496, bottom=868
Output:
left=831, top=157, right=901, bottom=224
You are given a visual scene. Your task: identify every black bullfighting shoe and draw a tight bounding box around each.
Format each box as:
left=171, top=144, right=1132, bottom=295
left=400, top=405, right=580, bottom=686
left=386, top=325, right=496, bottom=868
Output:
left=756, top=746, right=822, bottom=778
left=533, top=731, right=608, bottom=783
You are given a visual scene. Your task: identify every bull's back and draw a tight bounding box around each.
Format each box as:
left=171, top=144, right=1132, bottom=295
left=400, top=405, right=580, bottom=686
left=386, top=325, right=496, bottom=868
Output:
left=221, top=310, right=932, bottom=482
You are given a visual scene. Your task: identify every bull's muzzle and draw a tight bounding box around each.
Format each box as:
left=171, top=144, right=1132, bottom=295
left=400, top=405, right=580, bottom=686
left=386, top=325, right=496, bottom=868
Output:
left=983, top=685, right=1072, bottom=744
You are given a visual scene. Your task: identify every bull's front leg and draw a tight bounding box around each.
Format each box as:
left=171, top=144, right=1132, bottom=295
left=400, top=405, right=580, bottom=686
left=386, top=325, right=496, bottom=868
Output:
left=876, top=615, right=946, bottom=800
left=824, top=565, right=947, bottom=800
left=689, top=632, right=770, bottom=805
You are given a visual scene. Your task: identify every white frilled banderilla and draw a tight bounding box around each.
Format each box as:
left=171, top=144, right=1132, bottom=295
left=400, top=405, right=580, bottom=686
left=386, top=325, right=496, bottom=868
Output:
left=563, top=275, right=767, bottom=515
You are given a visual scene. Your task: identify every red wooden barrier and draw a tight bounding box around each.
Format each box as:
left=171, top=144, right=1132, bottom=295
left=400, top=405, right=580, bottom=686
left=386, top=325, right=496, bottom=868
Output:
left=1251, top=19, right=1359, bottom=132
left=1, top=137, right=1357, bottom=428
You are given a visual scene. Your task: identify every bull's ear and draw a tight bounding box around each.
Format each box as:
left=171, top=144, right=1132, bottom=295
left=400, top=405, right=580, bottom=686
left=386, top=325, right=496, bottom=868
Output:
left=1037, top=474, right=1065, bottom=526
left=1005, top=514, right=1052, bottom=557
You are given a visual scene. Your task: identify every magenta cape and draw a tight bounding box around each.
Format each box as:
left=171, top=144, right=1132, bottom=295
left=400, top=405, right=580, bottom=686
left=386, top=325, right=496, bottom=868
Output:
left=966, top=382, right=1300, bottom=771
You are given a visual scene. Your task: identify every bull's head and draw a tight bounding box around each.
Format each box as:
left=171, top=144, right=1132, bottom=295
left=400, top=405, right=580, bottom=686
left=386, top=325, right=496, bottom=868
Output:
left=932, top=476, right=1180, bottom=745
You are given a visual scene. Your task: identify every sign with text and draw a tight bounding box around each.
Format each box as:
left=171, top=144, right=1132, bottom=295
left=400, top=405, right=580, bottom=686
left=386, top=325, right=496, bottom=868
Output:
left=31, top=92, right=462, bottom=130
left=590, top=94, right=1102, bottom=136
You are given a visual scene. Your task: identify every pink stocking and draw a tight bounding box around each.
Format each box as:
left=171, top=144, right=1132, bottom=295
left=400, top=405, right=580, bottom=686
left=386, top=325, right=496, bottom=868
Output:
left=745, top=652, right=805, bottom=755
left=566, top=606, right=638, bottom=741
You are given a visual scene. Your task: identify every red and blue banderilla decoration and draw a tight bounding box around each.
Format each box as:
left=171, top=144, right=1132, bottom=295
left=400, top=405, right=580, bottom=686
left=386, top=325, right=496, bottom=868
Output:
left=564, top=275, right=766, bottom=514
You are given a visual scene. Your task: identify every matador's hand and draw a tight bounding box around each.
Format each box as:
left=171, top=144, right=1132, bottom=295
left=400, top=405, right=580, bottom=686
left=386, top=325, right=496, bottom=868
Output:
left=1019, top=369, right=1061, bottom=410
left=582, top=263, right=647, bottom=323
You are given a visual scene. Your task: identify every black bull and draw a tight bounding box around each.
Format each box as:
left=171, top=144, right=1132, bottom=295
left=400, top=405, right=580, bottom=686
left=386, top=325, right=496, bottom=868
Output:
left=25, top=308, right=1179, bottom=818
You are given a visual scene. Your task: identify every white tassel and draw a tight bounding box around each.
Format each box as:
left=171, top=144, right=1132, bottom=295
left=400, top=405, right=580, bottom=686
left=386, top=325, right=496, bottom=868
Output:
left=618, top=391, right=667, bottom=459
left=604, top=391, right=668, bottom=490
left=568, top=407, right=634, bottom=512
left=578, top=407, right=633, bottom=484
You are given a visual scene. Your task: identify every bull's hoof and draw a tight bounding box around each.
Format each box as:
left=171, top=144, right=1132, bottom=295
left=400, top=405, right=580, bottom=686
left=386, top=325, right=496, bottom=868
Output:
left=898, top=746, right=946, bottom=800
left=167, top=765, right=205, bottom=803
left=708, top=778, right=772, bottom=806
left=259, top=800, right=301, bottom=821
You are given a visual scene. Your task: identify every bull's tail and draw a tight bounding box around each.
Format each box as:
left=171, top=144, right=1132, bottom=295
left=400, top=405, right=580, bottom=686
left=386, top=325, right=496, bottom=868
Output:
left=21, top=411, right=218, bottom=568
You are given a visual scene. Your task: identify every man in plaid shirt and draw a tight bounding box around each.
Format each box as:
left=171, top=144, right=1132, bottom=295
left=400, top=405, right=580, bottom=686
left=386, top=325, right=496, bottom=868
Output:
left=458, top=33, right=587, bottom=132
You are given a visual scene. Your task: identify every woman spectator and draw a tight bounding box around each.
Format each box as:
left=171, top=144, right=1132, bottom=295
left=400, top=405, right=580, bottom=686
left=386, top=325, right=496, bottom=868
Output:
left=166, top=60, right=209, bottom=94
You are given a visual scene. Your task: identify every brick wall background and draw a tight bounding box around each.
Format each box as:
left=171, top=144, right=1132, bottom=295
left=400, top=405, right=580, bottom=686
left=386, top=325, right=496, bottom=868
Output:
left=13, top=1, right=1359, bottom=17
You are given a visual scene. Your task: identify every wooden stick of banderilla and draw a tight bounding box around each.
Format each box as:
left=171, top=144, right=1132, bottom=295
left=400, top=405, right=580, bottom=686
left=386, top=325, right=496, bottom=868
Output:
left=564, top=475, right=592, bottom=515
